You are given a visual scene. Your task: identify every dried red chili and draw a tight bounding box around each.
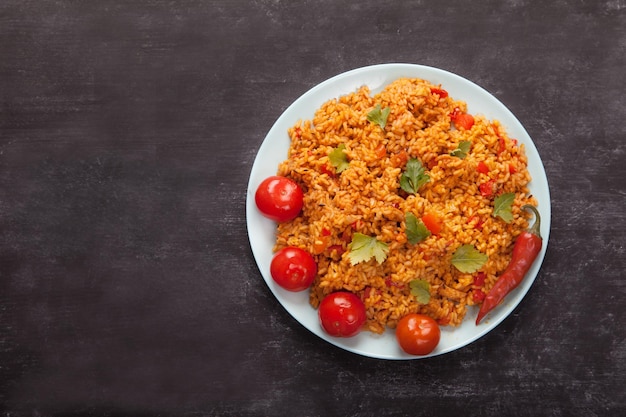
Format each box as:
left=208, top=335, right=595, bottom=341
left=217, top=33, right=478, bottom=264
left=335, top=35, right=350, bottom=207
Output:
left=476, top=205, right=543, bottom=324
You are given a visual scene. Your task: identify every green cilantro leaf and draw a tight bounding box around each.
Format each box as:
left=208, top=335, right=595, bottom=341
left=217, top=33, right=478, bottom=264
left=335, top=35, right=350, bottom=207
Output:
left=451, top=244, right=488, bottom=273
left=405, top=212, right=431, bottom=244
left=410, top=279, right=431, bottom=304
left=367, top=104, right=391, bottom=129
left=347, top=233, right=389, bottom=265
left=450, top=140, right=471, bottom=159
left=400, top=158, right=430, bottom=194
left=493, top=192, right=515, bottom=223
left=329, top=144, right=349, bottom=173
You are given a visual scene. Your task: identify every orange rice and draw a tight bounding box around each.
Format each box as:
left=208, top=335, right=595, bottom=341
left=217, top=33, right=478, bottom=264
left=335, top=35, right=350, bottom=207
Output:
left=274, top=78, right=536, bottom=333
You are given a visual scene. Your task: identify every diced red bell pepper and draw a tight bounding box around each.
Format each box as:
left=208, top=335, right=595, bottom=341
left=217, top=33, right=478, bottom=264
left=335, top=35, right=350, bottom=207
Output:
left=453, top=113, right=475, bottom=130
left=476, top=161, right=490, bottom=175
left=467, top=216, right=484, bottom=230
left=479, top=180, right=496, bottom=197
left=385, top=276, right=405, bottom=288
left=320, top=164, right=336, bottom=178
left=327, top=244, right=346, bottom=256
left=430, top=87, right=448, bottom=98
left=497, top=137, right=506, bottom=155
left=473, top=289, right=486, bottom=303
left=474, top=272, right=486, bottom=287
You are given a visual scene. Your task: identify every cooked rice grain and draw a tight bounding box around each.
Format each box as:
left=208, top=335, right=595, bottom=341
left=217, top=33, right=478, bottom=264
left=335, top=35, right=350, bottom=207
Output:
left=274, top=78, right=536, bottom=333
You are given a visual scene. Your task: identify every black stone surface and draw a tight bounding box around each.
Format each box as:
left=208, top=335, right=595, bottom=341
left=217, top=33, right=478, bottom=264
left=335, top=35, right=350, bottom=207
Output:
left=1, top=1, right=625, bottom=416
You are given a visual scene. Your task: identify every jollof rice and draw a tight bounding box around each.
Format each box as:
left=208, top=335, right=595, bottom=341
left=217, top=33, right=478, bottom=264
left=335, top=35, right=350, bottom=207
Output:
left=274, top=78, right=536, bottom=333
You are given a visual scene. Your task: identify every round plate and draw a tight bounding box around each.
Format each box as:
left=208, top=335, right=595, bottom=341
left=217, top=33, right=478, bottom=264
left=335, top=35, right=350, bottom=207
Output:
left=246, top=63, right=551, bottom=360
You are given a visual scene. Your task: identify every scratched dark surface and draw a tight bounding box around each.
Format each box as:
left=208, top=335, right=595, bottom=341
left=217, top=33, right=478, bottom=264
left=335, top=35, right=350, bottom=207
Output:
left=1, top=0, right=625, bottom=416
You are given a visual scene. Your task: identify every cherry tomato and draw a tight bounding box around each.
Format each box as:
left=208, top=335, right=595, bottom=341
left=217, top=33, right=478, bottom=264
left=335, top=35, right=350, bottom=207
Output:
left=255, top=176, right=304, bottom=222
left=395, top=313, right=441, bottom=356
left=270, top=247, right=317, bottom=292
left=318, top=292, right=366, bottom=337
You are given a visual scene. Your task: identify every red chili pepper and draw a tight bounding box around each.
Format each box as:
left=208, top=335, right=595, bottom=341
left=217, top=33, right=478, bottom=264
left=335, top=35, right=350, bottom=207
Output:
left=476, top=205, right=543, bottom=324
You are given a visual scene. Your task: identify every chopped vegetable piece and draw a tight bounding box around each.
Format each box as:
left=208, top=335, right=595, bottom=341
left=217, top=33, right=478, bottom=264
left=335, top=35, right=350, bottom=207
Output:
left=421, top=212, right=442, bottom=235
left=400, top=158, right=430, bottom=194
left=430, top=87, right=448, bottom=98
left=390, top=150, right=409, bottom=168
left=312, top=234, right=330, bottom=255
left=374, top=143, right=387, bottom=158
left=474, top=272, right=486, bottom=287
left=497, top=137, right=506, bottom=155
left=472, top=289, right=486, bottom=303
left=329, top=144, right=349, bottom=173
left=493, top=192, right=515, bottom=223
left=451, top=140, right=471, bottom=159
left=348, top=233, right=389, bottom=265
left=409, top=279, right=431, bottom=304
left=405, top=212, right=431, bottom=244
left=479, top=179, right=496, bottom=197
left=476, top=161, right=490, bottom=174
left=453, top=113, right=475, bottom=130
left=320, top=163, right=336, bottom=177
left=367, top=104, right=391, bottom=129
left=451, top=244, right=488, bottom=273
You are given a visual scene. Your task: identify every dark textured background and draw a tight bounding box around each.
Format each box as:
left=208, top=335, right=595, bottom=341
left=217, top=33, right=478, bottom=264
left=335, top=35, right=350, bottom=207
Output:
left=1, top=0, right=625, bottom=416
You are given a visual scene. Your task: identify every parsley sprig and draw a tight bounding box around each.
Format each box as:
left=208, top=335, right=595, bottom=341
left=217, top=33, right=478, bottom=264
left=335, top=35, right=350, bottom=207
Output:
left=410, top=279, right=431, bottom=304
left=451, top=244, right=488, bottom=273
left=347, top=233, right=389, bottom=265
left=493, top=192, right=515, bottom=223
left=400, top=158, right=430, bottom=194
left=451, top=140, right=471, bottom=159
left=329, top=144, right=349, bottom=173
left=405, top=212, right=431, bottom=244
left=367, top=104, right=390, bottom=130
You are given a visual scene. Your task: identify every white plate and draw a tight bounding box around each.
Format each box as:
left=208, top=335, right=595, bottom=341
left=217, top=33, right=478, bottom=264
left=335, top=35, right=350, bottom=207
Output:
left=246, top=63, right=551, bottom=360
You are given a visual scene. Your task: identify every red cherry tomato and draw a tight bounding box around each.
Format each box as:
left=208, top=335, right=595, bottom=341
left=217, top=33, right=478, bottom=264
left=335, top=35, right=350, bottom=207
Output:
left=395, top=313, right=441, bottom=356
left=255, top=176, right=304, bottom=222
left=318, top=292, right=367, bottom=337
left=270, top=247, right=317, bottom=291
